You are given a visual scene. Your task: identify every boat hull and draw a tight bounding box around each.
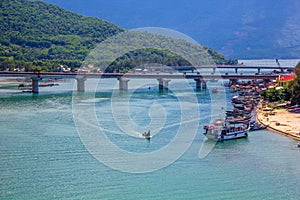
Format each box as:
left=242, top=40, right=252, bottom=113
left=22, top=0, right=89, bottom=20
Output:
left=204, top=130, right=248, bottom=142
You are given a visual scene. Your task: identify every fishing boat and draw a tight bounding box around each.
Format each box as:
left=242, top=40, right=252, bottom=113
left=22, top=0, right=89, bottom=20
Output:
left=226, top=109, right=250, bottom=117
left=141, top=130, right=151, bottom=140
left=249, top=121, right=268, bottom=131
left=226, top=114, right=252, bottom=122
left=203, top=119, right=249, bottom=142
left=212, top=87, right=218, bottom=93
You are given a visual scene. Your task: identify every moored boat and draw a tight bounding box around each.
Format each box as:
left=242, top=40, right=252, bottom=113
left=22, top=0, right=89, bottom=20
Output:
left=249, top=121, right=268, bottom=131
left=203, top=119, right=249, bottom=142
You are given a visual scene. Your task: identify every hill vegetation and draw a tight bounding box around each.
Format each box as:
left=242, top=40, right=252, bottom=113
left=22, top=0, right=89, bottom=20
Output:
left=0, top=0, right=123, bottom=71
left=0, top=0, right=237, bottom=72
left=44, top=0, right=300, bottom=59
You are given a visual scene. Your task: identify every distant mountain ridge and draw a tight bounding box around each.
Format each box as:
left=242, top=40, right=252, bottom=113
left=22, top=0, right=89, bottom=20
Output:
left=43, top=0, right=300, bottom=59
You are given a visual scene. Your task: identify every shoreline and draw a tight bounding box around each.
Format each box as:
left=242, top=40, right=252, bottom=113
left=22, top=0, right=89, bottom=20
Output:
left=256, top=107, right=300, bottom=141
left=0, top=78, right=25, bottom=85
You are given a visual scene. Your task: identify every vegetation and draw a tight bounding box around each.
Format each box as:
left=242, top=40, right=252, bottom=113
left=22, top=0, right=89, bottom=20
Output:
left=288, top=62, right=300, bottom=105
left=261, top=87, right=291, bottom=103
left=0, top=0, right=123, bottom=71
left=0, top=0, right=237, bottom=72
left=106, top=48, right=192, bottom=73
left=106, top=47, right=237, bottom=73
left=261, top=62, right=300, bottom=105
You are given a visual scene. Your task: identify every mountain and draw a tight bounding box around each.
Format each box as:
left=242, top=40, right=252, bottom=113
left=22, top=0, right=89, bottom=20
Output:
left=43, top=0, right=300, bottom=59
left=0, top=0, right=236, bottom=72
left=0, top=0, right=123, bottom=71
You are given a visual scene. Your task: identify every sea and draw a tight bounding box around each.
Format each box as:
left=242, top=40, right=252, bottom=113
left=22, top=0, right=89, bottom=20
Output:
left=1, top=59, right=300, bottom=200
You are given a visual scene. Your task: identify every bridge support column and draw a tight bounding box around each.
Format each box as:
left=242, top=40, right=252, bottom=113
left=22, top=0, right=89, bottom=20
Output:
left=213, top=68, right=216, bottom=74
left=235, top=68, right=238, bottom=74
left=229, top=79, right=238, bottom=85
left=194, top=79, right=201, bottom=89
left=202, top=80, right=207, bottom=90
left=31, top=77, right=39, bottom=93
left=258, top=68, right=261, bottom=74
left=118, top=77, right=130, bottom=91
left=76, top=77, right=87, bottom=92
left=157, top=78, right=171, bottom=91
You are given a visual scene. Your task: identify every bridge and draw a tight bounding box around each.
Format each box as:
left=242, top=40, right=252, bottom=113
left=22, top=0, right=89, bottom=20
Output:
left=172, top=65, right=294, bottom=74
left=0, top=71, right=281, bottom=93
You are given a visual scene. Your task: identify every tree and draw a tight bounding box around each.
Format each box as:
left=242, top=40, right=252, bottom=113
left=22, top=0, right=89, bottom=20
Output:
left=288, top=62, right=300, bottom=105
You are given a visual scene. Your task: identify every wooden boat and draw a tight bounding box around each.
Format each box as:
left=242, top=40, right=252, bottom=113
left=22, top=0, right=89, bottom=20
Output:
left=226, top=109, right=250, bottom=117
left=249, top=121, right=268, bottom=131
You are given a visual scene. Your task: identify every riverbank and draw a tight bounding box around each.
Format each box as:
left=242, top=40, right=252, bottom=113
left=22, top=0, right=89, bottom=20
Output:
left=257, top=107, right=300, bottom=141
left=0, top=78, right=23, bottom=85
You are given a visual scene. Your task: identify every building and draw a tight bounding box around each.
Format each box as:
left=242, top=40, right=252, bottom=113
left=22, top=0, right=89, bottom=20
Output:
left=276, top=74, right=295, bottom=87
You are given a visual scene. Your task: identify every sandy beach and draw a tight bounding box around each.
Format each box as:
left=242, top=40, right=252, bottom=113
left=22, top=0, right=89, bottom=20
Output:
left=257, top=107, right=300, bottom=141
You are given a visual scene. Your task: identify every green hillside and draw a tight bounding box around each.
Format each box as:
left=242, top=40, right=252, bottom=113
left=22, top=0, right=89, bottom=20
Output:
left=0, top=0, right=237, bottom=72
left=0, top=0, right=123, bottom=71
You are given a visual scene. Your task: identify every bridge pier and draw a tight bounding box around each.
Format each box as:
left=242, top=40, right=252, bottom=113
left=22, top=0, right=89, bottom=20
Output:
left=235, top=68, right=238, bottom=74
left=118, top=77, right=130, bottom=91
left=213, top=68, right=216, bottom=74
left=76, top=77, right=87, bottom=92
left=202, top=80, right=207, bottom=89
left=229, top=79, right=238, bottom=85
left=258, top=68, right=261, bottom=74
left=194, top=79, right=201, bottom=89
left=194, top=78, right=207, bottom=90
left=31, top=77, right=39, bottom=93
left=157, top=78, right=170, bottom=91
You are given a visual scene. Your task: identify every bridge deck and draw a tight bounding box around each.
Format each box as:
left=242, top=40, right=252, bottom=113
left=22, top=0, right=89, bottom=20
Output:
left=0, top=71, right=279, bottom=80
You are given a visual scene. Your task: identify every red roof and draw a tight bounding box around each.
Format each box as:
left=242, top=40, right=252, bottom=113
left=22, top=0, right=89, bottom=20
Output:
left=276, top=74, right=295, bottom=82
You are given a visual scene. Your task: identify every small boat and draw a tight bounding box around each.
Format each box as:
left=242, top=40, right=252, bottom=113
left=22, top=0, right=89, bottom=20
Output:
left=212, top=87, right=218, bottom=93
left=226, top=115, right=251, bottom=124
left=203, top=119, right=249, bottom=142
left=297, top=141, right=300, bottom=148
left=141, top=130, right=151, bottom=140
left=226, top=109, right=250, bottom=117
left=233, top=103, right=245, bottom=110
left=249, top=122, right=268, bottom=131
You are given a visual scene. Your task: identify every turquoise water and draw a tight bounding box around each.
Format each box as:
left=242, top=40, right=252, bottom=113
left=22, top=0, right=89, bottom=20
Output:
left=1, top=78, right=300, bottom=199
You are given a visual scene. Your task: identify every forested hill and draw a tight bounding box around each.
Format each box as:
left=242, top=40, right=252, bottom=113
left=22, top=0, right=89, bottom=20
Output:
left=0, top=0, right=123, bottom=71
left=0, top=0, right=236, bottom=72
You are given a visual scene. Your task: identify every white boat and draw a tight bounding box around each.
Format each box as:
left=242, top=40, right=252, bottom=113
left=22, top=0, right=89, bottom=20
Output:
left=203, top=119, right=249, bottom=142
left=297, top=141, right=300, bottom=147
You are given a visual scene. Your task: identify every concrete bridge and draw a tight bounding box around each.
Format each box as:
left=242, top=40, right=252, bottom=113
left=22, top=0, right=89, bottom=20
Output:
left=0, top=71, right=281, bottom=93
left=172, top=65, right=294, bottom=74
